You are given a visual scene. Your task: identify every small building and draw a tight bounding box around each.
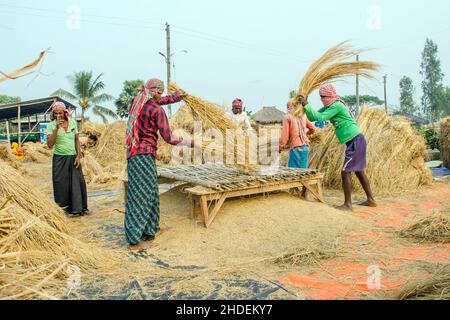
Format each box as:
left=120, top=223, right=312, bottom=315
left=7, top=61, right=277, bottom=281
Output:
left=251, top=106, right=286, bottom=125
left=0, top=96, right=80, bottom=146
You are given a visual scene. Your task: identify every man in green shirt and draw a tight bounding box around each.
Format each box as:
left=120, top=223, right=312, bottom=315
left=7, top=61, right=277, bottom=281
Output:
left=300, top=83, right=377, bottom=211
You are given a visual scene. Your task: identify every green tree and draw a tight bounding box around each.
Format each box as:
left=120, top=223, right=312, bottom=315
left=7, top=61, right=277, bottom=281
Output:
left=340, top=95, right=384, bottom=107
left=52, top=71, right=117, bottom=124
left=399, top=76, right=416, bottom=115
left=115, top=80, right=143, bottom=119
left=0, top=95, right=21, bottom=105
left=420, top=38, right=444, bottom=125
left=436, top=86, right=450, bottom=118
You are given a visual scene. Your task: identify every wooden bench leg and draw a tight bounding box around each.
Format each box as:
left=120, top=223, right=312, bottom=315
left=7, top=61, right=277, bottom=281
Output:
left=206, top=193, right=228, bottom=228
left=200, top=196, right=210, bottom=227
left=302, top=180, right=325, bottom=203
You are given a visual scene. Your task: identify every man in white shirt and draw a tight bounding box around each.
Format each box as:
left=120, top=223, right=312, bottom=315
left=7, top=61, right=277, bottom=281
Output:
left=226, top=98, right=255, bottom=136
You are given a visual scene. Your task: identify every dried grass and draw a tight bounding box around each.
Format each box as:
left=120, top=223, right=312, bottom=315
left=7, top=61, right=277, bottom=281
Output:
left=22, top=142, right=52, bottom=164
left=400, top=209, right=450, bottom=243
left=293, top=41, right=380, bottom=116
left=391, top=265, right=450, bottom=300
left=0, top=145, right=27, bottom=174
left=309, top=106, right=432, bottom=194
left=81, top=121, right=106, bottom=138
left=81, top=154, right=117, bottom=185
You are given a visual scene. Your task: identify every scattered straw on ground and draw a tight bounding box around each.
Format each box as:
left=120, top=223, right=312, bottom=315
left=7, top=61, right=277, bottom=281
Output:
left=309, top=106, right=432, bottom=194
left=400, top=209, right=450, bottom=243
left=391, top=265, right=450, bottom=300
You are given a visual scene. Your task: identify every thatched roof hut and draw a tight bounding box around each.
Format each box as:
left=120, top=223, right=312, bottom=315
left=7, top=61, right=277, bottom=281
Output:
left=252, top=106, right=285, bottom=125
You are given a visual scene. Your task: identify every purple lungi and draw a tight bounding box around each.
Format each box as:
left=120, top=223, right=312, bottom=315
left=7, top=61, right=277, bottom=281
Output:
left=343, top=134, right=367, bottom=173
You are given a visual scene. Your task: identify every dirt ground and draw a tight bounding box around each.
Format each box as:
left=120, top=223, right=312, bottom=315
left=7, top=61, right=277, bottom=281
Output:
left=25, top=161, right=450, bottom=300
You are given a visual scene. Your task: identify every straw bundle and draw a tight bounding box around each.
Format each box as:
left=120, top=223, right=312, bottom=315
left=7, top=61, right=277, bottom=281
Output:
left=81, top=121, right=106, bottom=138
left=0, top=145, right=26, bottom=173
left=0, top=160, right=67, bottom=232
left=294, top=41, right=380, bottom=116
left=93, top=121, right=127, bottom=174
left=22, top=142, right=52, bottom=163
left=164, top=84, right=278, bottom=170
left=81, top=154, right=117, bottom=185
left=392, top=265, right=450, bottom=300
left=441, top=117, right=450, bottom=169
left=309, top=106, right=432, bottom=194
left=400, top=209, right=450, bottom=243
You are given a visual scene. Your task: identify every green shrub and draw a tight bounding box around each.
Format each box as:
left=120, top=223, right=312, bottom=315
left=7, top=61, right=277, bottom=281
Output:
left=417, top=128, right=440, bottom=150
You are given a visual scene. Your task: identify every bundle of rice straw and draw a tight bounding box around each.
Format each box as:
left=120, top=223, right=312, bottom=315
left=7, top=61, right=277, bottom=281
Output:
left=22, top=142, right=52, bottom=163
left=81, top=153, right=117, bottom=185
left=0, top=145, right=26, bottom=174
left=166, top=84, right=278, bottom=170
left=93, top=121, right=127, bottom=174
left=309, top=106, right=432, bottom=194
left=400, top=209, right=450, bottom=243
left=81, top=121, right=106, bottom=138
left=0, top=164, right=117, bottom=299
left=293, top=41, right=380, bottom=116
left=392, top=265, right=450, bottom=300
left=441, top=117, right=450, bottom=169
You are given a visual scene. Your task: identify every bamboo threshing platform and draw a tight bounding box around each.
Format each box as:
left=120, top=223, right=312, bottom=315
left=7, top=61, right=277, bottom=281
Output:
left=157, top=164, right=324, bottom=228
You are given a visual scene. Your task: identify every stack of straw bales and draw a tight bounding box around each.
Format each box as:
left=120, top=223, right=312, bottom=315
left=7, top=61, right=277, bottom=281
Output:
left=0, top=161, right=115, bottom=299
left=0, top=145, right=27, bottom=173
left=92, top=121, right=127, bottom=174
left=309, top=106, right=432, bottom=194
left=81, top=154, right=117, bottom=185
left=81, top=121, right=106, bottom=138
left=441, top=117, right=450, bottom=169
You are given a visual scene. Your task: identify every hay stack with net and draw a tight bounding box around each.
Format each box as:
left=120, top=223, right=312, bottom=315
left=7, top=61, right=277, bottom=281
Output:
left=0, top=162, right=116, bottom=299
left=22, top=142, right=53, bottom=163
left=441, top=117, right=450, bottom=169
left=309, top=107, right=432, bottom=194
left=293, top=41, right=380, bottom=116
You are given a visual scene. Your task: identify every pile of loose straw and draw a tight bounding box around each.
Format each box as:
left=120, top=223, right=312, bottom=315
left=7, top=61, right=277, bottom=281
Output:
left=0, top=145, right=27, bottom=174
left=293, top=41, right=380, bottom=116
left=309, top=106, right=432, bottom=194
left=441, top=117, right=450, bottom=169
left=22, top=142, right=53, bottom=163
left=0, top=162, right=117, bottom=299
left=400, top=209, right=450, bottom=243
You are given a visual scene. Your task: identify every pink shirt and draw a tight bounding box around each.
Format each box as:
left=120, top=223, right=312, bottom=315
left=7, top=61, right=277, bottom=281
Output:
left=280, top=114, right=316, bottom=150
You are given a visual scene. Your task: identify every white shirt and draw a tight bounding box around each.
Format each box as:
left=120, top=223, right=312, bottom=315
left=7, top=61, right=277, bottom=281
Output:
left=226, top=112, right=255, bottom=136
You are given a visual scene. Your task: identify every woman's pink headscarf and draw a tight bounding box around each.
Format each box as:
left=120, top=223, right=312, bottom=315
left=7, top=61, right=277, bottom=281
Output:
left=319, top=83, right=354, bottom=118
left=51, top=101, right=70, bottom=119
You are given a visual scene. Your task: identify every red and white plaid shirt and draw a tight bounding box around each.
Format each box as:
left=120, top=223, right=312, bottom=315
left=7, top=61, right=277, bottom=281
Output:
left=127, top=93, right=185, bottom=159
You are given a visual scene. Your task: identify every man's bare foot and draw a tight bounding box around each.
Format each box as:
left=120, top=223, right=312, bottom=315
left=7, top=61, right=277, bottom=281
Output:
left=357, top=200, right=378, bottom=208
left=129, top=241, right=157, bottom=252
left=335, top=204, right=354, bottom=212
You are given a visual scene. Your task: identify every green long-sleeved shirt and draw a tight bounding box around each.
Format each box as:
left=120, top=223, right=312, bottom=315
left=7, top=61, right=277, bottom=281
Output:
left=304, top=102, right=361, bottom=144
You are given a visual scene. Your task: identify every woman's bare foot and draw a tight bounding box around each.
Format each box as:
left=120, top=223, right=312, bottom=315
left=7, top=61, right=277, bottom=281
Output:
left=335, top=204, right=354, bottom=212
left=129, top=241, right=157, bottom=252
left=357, top=200, right=378, bottom=208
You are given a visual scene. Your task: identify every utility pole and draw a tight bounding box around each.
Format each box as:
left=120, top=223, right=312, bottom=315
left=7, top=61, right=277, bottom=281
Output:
left=165, top=22, right=172, bottom=117
left=356, top=55, right=360, bottom=115
left=383, top=75, right=388, bottom=114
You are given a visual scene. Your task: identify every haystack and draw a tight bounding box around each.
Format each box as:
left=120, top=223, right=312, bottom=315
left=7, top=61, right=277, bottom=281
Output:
left=93, top=121, right=127, bottom=174
left=391, top=265, right=450, bottom=300
left=0, top=163, right=117, bottom=299
left=22, top=142, right=52, bottom=163
left=0, top=145, right=26, bottom=173
left=441, top=117, right=450, bottom=169
left=309, top=107, right=432, bottom=194
left=400, top=209, right=450, bottom=243
left=293, top=41, right=380, bottom=116
left=81, top=121, right=105, bottom=138
left=81, top=153, right=117, bottom=185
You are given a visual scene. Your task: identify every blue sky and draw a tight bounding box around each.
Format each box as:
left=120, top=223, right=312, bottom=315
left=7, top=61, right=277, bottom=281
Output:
left=1, top=0, right=450, bottom=122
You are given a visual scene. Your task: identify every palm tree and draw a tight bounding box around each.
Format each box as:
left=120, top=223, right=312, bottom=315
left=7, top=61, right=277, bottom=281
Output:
left=52, top=71, right=117, bottom=124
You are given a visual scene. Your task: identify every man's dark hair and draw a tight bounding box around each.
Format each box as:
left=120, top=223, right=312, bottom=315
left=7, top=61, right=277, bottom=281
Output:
left=89, top=135, right=98, bottom=142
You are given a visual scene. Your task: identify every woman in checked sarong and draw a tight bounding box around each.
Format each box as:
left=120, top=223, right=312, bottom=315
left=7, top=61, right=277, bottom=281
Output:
left=125, top=78, right=194, bottom=251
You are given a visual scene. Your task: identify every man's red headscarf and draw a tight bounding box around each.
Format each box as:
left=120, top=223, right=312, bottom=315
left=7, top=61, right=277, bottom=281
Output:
left=51, top=101, right=70, bottom=119
left=319, top=83, right=354, bottom=118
